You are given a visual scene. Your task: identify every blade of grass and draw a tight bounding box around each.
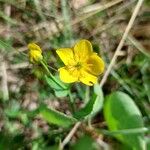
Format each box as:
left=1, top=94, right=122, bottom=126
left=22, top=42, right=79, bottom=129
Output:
left=98, top=127, right=150, bottom=136
left=0, top=10, right=17, bottom=25
left=127, top=34, right=150, bottom=58
left=61, top=0, right=73, bottom=45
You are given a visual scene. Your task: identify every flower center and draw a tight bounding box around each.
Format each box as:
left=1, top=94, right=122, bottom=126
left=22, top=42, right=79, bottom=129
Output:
left=75, top=62, right=82, bottom=70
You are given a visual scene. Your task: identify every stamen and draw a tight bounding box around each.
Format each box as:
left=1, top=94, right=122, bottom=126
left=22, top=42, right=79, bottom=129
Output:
left=75, top=62, right=82, bottom=69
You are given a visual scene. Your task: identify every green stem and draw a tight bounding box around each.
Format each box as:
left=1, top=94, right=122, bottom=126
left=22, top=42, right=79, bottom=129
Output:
left=84, top=86, right=92, bottom=128
left=85, top=86, right=90, bottom=104
left=97, top=127, right=150, bottom=136
left=41, top=60, right=75, bottom=114
left=40, top=60, right=66, bottom=89
left=43, top=59, right=58, bottom=72
left=68, top=90, right=75, bottom=113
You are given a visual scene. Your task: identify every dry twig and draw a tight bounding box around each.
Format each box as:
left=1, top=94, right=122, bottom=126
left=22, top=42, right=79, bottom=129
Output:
left=1, top=61, right=9, bottom=100
left=60, top=122, right=81, bottom=150
left=100, top=0, right=144, bottom=87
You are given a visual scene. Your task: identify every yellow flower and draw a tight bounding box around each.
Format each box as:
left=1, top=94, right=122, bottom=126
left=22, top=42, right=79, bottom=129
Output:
left=28, top=43, right=43, bottom=63
left=56, top=39, right=105, bottom=86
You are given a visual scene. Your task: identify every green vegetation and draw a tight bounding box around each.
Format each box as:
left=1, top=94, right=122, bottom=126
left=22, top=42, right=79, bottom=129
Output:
left=0, top=0, right=150, bottom=150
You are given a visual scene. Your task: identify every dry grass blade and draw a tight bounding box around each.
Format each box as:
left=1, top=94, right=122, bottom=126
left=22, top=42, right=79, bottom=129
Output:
left=80, top=0, right=123, bottom=14
left=72, top=0, right=123, bottom=25
left=100, top=0, right=144, bottom=87
left=127, top=34, right=150, bottom=58
left=1, top=61, right=9, bottom=100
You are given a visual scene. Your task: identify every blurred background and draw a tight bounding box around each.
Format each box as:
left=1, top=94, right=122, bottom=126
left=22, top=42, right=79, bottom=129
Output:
left=0, top=0, right=150, bottom=149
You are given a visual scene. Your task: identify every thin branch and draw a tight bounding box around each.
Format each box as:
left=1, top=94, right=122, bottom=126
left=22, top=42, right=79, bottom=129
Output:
left=96, top=137, right=110, bottom=150
left=1, top=61, right=9, bottom=101
left=60, top=122, right=81, bottom=150
left=100, top=0, right=144, bottom=87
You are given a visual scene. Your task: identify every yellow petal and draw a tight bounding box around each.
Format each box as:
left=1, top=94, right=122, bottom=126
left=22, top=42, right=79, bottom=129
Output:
left=86, top=53, right=105, bottom=75
left=73, top=40, right=93, bottom=61
left=29, top=50, right=43, bottom=63
left=28, top=43, right=42, bottom=52
left=79, top=69, right=97, bottom=86
left=56, top=48, right=76, bottom=65
left=59, top=67, right=78, bottom=83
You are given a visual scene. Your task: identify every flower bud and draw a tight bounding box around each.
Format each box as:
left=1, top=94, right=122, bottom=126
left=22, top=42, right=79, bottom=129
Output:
left=28, top=43, right=43, bottom=63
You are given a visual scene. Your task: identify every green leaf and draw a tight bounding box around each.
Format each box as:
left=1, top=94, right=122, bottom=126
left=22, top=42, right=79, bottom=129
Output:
left=145, top=137, right=150, bottom=150
left=71, top=135, right=98, bottom=150
left=0, top=133, right=25, bottom=150
left=40, top=105, right=77, bottom=128
left=74, top=84, right=103, bottom=120
left=44, top=75, right=69, bottom=97
left=104, top=91, right=146, bottom=150
left=54, top=90, right=69, bottom=97
left=0, top=39, right=14, bottom=51
left=91, top=84, right=104, bottom=116
left=44, top=75, right=66, bottom=90
left=5, top=100, right=20, bottom=118
left=141, top=60, right=150, bottom=102
left=74, top=94, right=97, bottom=119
